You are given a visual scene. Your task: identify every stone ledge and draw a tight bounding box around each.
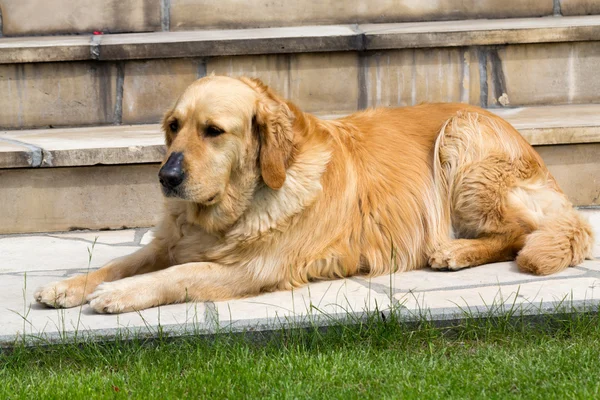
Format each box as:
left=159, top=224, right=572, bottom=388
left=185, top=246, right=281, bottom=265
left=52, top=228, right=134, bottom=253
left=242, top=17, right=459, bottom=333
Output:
left=1, top=104, right=600, bottom=169
left=2, top=16, right=600, bottom=64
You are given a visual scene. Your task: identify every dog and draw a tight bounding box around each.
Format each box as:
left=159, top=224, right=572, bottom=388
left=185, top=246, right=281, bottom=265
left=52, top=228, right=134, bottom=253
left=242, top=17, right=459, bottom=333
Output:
left=34, top=75, right=595, bottom=314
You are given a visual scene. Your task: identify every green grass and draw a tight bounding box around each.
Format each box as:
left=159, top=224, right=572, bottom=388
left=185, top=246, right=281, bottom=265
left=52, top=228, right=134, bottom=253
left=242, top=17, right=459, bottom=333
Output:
left=2, top=311, right=600, bottom=399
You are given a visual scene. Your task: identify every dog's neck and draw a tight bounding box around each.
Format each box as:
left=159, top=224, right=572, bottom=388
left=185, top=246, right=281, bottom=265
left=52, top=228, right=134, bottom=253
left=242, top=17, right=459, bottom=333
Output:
left=226, top=109, right=332, bottom=242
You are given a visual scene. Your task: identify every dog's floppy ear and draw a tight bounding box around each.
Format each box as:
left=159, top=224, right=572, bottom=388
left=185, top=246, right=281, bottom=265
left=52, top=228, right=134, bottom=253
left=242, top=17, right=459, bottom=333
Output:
left=161, top=110, right=175, bottom=147
left=240, top=77, right=295, bottom=190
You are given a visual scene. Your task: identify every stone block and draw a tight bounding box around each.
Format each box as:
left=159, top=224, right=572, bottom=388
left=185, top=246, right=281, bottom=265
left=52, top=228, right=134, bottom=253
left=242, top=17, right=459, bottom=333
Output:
left=0, top=139, right=34, bottom=168
left=170, top=0, right=553, bottom=30
left=207, top=54, right=292, bottom=97
left=208, top=52, right=359, bottom=114
left=560, top=0, right=600, bottom=15
left=0, top=62, right=118, bottom=129
left=290, top=52, right=359, bottom=113
left=362, top=48, right=481, bottom=108
left=0, top=164, right=163, bottom=234
left=122, top=59, right=202, bottom=124
left=487, top=42, right=600, bottom=107
left=535, top=143, right=600, bottom=206
left=0, top=0, right=161, bottom=36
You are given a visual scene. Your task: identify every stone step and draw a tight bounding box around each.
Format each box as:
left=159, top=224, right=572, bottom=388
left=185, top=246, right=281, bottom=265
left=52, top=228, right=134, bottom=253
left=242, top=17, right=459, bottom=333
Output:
left=1, top=208, right=598, bottom=344
left=0, top=104, right=599, bottom=233
left=3, top=16, right=600, bottom=64
left=2, top=0, right=597, bottom=37
left=2, top=16, right=600, bottom=130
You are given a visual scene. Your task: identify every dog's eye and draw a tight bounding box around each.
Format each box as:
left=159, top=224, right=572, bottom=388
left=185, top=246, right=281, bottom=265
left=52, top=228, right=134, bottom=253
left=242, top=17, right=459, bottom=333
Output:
left=169, top=120, right=179, bottom=133
left=206, top=125, right=224, bottom=137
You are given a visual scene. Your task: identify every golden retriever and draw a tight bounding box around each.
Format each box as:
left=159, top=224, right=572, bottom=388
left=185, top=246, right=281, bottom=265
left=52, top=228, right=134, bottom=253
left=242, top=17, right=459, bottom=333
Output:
left=34, top=75, right=595, bottom=313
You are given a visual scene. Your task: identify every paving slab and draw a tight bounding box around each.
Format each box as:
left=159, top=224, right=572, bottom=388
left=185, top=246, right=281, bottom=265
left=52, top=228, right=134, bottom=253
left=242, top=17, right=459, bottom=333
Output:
left=0, top=209, right=598, bottom=345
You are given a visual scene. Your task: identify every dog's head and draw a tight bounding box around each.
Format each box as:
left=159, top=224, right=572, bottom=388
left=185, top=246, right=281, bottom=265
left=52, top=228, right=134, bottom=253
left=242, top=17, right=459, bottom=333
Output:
left=159, top=75, right=296, bottom=229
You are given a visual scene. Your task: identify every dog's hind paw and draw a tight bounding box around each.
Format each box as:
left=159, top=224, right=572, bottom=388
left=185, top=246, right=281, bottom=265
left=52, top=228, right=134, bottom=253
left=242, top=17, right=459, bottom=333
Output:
left=429, top=242, right=474, bottom=271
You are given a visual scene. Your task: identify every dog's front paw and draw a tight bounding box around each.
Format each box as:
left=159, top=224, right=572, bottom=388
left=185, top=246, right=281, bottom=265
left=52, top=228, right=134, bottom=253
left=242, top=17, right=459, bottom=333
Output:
left=34, top=276, right=93, bottom=308
left=87, top=278, right=159, bottom=314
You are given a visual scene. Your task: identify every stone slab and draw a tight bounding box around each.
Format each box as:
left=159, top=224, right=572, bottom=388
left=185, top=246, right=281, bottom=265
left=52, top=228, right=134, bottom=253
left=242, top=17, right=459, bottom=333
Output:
left=560, top=0, right=600, bottom=16
left=0, top=62, right=118, bottom=130
left=0, top=164, right=163, bottom=234
left=98, top=25, right=360, bottom=61
left=0, top=210, right=597, bottom=344
left=357, top=260, right=589, bottom=295
left=214, top=279, right=392, bottom=328
left=0, top=35, right=92, bottom=64
left=537, top=143, right=600, bottom=207
left=362, top=48, right=481, bottom=108
left=0, top=0, right=162, bottom=36
left=0, top=125, right=166, bottom=167
left=48, top=229, right=139, bottom=246
left=3, top=16, right=600, bottom=64
left=0, top=138, right=36, bottom=168
left=396, top=275, right=600, bottom=317
left=0, top=104, right=599, bottom=169
left=491, top=104, right=600, bottom=145
left=170, top=0, right=553, bottom=30
left=122, top=59, right=202, bottom=124
left=362, top=15, right=600, bottom=50
left=491, top=42, right=600, bottom=106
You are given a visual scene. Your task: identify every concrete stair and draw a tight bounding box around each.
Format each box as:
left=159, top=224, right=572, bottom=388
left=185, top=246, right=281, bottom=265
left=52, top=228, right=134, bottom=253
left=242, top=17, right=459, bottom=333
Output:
left=1, top=0, right=600, bottom=233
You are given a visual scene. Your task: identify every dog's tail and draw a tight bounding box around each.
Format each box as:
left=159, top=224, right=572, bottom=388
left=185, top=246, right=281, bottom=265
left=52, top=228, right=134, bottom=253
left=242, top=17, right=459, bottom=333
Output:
left=516, top=210, right=595, bottom=275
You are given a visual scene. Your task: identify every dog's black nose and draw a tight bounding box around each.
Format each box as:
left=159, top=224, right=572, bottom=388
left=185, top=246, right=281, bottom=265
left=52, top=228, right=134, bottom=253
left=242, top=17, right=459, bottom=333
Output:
left=159, top=152, right=185, bottom=189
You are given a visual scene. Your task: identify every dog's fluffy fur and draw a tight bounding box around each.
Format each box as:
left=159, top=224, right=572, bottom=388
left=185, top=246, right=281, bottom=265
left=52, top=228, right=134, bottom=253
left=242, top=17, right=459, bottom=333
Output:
left=35, top=75, right=595, bottom=313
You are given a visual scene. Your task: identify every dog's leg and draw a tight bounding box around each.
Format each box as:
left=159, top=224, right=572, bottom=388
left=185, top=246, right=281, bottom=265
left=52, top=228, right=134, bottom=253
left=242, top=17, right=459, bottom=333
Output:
left=429, top=234, right=521, bottom=271
left=87, top=262, right=260, bottom=314
left=34, top=241, right=171, bottom=308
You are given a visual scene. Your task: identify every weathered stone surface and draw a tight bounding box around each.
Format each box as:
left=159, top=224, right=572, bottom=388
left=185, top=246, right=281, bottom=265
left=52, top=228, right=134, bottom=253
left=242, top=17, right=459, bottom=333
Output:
left=492, top=104, right=600, bottom=145
left=0, top=36, right=91, bottom=64
left=489, top=42, right=600, bottom=106
left=0, top=209, right=597, bottom=343
left=396, top=276, right=600, bottom=313
left=536, top=143, right=600, bottom=206
left=98, top=26, right=360, bottom=61
left=207, top=55, right=292, bottom=98
left=0, top=62, right=118, bottom=129
left=208, top=52, right=359, bottom=113
left=122, top=59, right=202, bottom=124
left=215, top=279, right=391, bottom=324
left=1, top=105, right=600, bottom=170
left=0, top=164, right=163, bottom=234
left=360, top=260, right=585, bottom=294
left=0, top=125, right=165, bottom=167
left=0, top=236, right=140, bottom=273
left=0, top=0, right=161, bottom=36
left=49, top=229, right=138, bottom=246
left=0, top=139, right=34, bottom=168
left=560, top=0, right=600, bottom=16
left=290, top=52, right=359, bottom=113
left=3, top=16, right=600, bottom=65
left=362, top=16, right=600, bottom=50
left=170, top=0, right=553, bottom=30
left=362, top=48, right=480, bottom=108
